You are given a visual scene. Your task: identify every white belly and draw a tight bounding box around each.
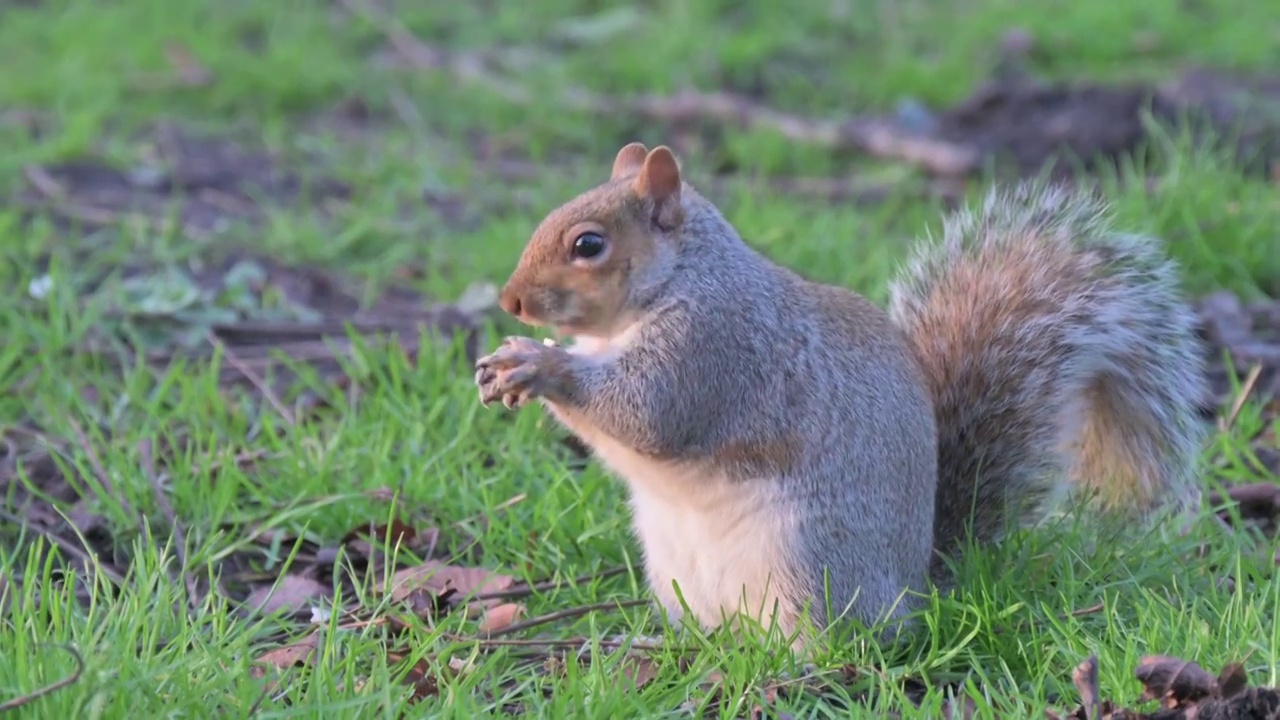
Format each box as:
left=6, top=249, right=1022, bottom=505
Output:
left=555, top=325, right=802, bottom=631
left=592, top=434, right=799, bottom=630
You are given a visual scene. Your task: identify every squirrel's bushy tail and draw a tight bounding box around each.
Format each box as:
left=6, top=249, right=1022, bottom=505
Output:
left=887, top=183, right=1208, bottom=570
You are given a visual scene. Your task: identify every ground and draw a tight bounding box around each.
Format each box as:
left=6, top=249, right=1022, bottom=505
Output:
left=2, top=0, right=1280, bottom=718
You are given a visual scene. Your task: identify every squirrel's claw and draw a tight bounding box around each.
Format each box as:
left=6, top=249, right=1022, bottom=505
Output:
left=475, top=339, right=550, bottom=409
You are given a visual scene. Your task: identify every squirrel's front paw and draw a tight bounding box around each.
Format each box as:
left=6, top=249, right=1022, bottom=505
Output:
left=475, top=336, right=569, bottom=409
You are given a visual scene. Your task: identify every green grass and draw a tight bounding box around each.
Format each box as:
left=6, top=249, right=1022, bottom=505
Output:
left=2, top=0, right=1279, bottom=717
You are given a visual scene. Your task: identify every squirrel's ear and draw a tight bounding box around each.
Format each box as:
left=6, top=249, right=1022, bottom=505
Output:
left=611, top=142, right=649, bottom=180
left=634, top=146, right=683, bottom=230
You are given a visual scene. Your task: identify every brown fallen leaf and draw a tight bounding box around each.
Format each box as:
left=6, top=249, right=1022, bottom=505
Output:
left=341, top=518, right=420, bottom=548
left=1135, top=655, right=1217, bottom=708
left=250, top=632, right=320, bottom=678
left=399, top=587, right=448, bottom=621
left=1053, top=655, right=1274, bottom=720
left=331, top=519, right=441, bottom=573
left=543, top=655, right=569, bottom=678
left=1072, top=654, right=1101, bottom=720
left=478, top=603, right=527, bottom=635
left=678, top=669, right=727, bottom=713
left=243, top=575, right=330, bottom=615
left=1216, top=663, right=1249, bottom=700
left=618, top=652, right=660, bottom=690
left=387, top=651, right=442, bottom=702
left=385, top=561, right=515, bottom=605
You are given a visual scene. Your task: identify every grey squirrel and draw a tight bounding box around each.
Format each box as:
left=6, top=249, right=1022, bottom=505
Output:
left=473, top=142, right=1208, bottom=645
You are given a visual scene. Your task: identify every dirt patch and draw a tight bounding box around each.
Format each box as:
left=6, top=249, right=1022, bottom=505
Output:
left=3, top=116, right=500, bottom=598
left=349, top=13, right=1280, bottom=186
left=933, top=80, right=1171, bottom=178
left=18, top=122, right=352, bottom=238
left=932, top=67, right=1280, bottom=180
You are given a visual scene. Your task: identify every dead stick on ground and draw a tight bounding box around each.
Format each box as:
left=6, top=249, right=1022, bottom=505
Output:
left=1069, top=602, right=1106, bottom=618
left=206, top=331, right=296, bottom=426
left=1219, top=363, right=1262, bottom=434
left=339, top=0, right=979, bottom=177
left=68, top=419, right=137, bottom=521
left=476, top=565, right=630, bottom=602
left=0, top=644, right=85, bottom=712
left=451, top=493, right=528, bottom=532
left=484, top=598, right=651, bottom=639
left=443, top=633, right=669, bottom=652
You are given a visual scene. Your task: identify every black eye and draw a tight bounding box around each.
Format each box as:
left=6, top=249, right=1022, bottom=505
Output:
left=572, top=232, right=606, bottom=260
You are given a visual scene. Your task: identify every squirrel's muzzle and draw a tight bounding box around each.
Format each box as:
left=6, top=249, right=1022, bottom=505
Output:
left=500, top=277, right=581, bottom=330
left=499, top=282, right=548, bottom=325
left=494, top=283, right=524, bottom=319
left=499, top=289, right=523, bottom=319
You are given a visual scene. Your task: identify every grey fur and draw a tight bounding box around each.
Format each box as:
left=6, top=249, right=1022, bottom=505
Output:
left=479, top=178, right=1209, bottom=645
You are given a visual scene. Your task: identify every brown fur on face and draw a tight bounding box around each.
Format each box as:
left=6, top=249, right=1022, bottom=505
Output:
left=499, top=143, right=684, bottom=337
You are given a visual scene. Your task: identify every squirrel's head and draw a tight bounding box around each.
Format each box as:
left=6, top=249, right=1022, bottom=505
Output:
left=498, top=142, right=686, bottom=338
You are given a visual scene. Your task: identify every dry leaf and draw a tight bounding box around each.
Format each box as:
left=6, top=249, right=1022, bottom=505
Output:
left=1216, top=663, right=1249, bottom=699
left=386, top=561, right=514, bottom=604
left=1135, top=655, right=1217, bottom=707
left=243, top=575, right=329, bottom=615
left=618, top=653, right=660, bottom=690
left=543, top=655, right=568, bottom=677
left=341, top=518, right=419, bottom=547
left=250, top=632, right=320, bottom=678
left=400, top=587, right=446, bottom=620
left=478, top=602, right=526, bottom=635
left=386, top=651, right=441, bottom=702
left=1072, top=654, right=1101, bottom=720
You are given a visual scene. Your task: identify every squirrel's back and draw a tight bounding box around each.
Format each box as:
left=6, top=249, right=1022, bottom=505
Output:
left=887, top=183, right=1208, bottom=573
left=482, top=142, right=1209, bottom=643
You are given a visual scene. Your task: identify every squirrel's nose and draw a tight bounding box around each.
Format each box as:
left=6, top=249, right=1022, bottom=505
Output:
left=499, top=289, right=523, bottom=318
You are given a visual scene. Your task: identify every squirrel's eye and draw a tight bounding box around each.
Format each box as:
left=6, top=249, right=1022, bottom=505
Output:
left=572, top=232, right=606, bottom=260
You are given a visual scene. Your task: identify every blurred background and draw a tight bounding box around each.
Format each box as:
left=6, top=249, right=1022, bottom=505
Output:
left=2, top=1, right=1279, bottom=716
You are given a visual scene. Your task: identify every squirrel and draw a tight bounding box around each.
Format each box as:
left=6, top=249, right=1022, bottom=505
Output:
left=473, top=142, right=1208, bottom=646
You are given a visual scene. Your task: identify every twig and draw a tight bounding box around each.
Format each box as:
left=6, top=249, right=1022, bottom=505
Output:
left=67, top=419, right=136, bottom=521
left=484, top=598, right=650, bottom=639
left=1219, top=363, right=1263, bottom=433
left=600, top=91, right=978, bottom=176
left=1209, top=482, right=1280, bottom=519
left=442, top=632, right=668, bottom=652
left=1069, top=602, right=1106, bottom=618
left=450, top=493, right=528, bottom=531
left=139, top=439, right=204, bottom=610
left=476, top=565, right=630, bottom=601
left=19, top=183, right=168, bottom=236
left=0, top=644, right=85, bottom=712
left=339, top=0, right=979, bottom=177
left=22, top=165, right=66, bottom=199
left=0, top=508, right=128, bottom=586
left=206, top=331, right=297, bottom=426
